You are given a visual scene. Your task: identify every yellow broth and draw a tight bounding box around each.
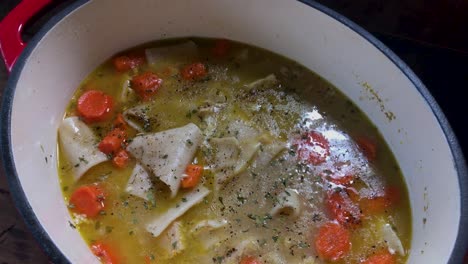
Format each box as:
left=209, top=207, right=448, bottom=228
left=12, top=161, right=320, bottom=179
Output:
left=58, top=38, right=411, bottom=264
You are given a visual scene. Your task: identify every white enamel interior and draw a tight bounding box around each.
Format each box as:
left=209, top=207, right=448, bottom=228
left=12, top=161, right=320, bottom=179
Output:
left=8, top=0, right=460, bottom=263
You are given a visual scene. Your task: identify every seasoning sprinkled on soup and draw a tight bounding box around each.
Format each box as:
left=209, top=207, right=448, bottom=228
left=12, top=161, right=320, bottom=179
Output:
left=57, top=38, right=411, bottom=264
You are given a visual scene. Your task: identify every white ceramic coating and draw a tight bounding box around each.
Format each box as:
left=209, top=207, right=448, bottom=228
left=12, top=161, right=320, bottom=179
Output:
left=7, top=0, right=461, bottom=263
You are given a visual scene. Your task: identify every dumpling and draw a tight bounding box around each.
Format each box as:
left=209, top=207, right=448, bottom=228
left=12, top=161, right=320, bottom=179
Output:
left=58, top=117, right=107, bottom=181
left=126, top=123, right=203, bottom=197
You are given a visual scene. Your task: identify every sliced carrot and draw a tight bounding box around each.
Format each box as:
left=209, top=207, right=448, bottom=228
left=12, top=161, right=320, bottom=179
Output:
left=113, top=113, right=128, bottom=130
left=362, top=250, right=396, bottom=264
left=181, top=165, right=204, bottom=188
left=113, top=54, right=145, bottom=72
left=112, top=149, right=130, bottom=169
left=98, top=128, right=127, bottom=155
left=296, top=131, right=330, bottom=165
left=77, top=90, right=114, bottom=123
left=345, top=187, right=361, bottom=203
left=212, top=39, right=231, bottom=57
left=240, top=256, right=262, bottom=264
left=181, top=62, right=207, bottom=81
left=91, top=242, right=120, bottom=264
left=315, top=222, right=351, bottom=262
left=326, top=190, right=361, bottom=227
left=356, top=137, right=377, bottom=161
left=144, top=255, right=155, bottom=264
left=360, top=186, right=400, bottom=215
left=69, top=185, right=105, bottom=218
left=131, top=72, right=163, bottom=101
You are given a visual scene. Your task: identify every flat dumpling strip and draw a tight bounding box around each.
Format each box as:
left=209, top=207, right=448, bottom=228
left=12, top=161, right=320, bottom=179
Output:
left=122, top=104, right=150, bottom=132
left=382, top=223, right=405, bottom=255
left=58, top=117, right=107, bottom=181
left=270, top=188, right=302, bottom=218
left=146, top=186, right=210, bottom=237
left=125, top=163, right=152, bottom=200
left=145, top=41, right=198, bottom=65
left=127, top=123, right=203, bottom=197
left=209, top=137, right=260, bottom=188
left=156, top=221, right=186, bottom=258
left=244, top=74, right=278, bottom=91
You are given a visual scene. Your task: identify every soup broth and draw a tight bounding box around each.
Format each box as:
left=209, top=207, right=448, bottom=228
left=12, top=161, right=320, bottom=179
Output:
left=58, top=38, right=411, bottom=264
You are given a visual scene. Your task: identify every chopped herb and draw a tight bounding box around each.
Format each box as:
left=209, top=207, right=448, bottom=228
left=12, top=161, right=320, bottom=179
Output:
left=146, top=192, right=156, bottom=207
left=129, top=230, right=134, bottom=235
left=181, top=197, right=188, bottom=202
left=272, top=235, right=279, bottom=242
left=247, top=213, right=272, bottom=227
left=172, top=241, right=178, bottom=249
left=218, top=197, right=224, bottom=206
left=68, top=221, right=76, bottom=229
left=78, top=156, right=89, bottom=164
left=213, top=256, right=225, bottom=263
left=298, top=241, right=310, bottom=248
left=105, top=226, right=114, bottom=233
left=236, top=193, right=247, bottom=204
left=186, top=139, right=193, bottom=146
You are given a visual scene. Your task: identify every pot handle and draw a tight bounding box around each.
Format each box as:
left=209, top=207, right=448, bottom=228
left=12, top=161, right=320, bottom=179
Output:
left=0, top=0, right=52, bottom=73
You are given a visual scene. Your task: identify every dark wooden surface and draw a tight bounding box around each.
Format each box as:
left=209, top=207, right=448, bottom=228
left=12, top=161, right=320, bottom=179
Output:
left=0, top=1, right=467, bottom=263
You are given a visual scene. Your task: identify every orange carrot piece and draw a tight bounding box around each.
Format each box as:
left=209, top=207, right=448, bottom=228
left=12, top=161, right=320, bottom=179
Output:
left=77, top=90, right=114, bottom=123
left=356, top=137, right=377, bottom=161
left=314, top=222, right=351, bottom=262
left=296, top=131, right=330, bottom=165
left=181, top=165, right=204, bottom=188
left=113, top=54, right=145, bottom=72
left=212, top=39, right=231, bottom=57
left=98, top=128, right=127, bottom=155
left=361, top=250, right=396, bottom=264
left=144, top=255, right=155, bottom=264
left=240, top=256, right=262, bottom=264
left=112, top=149, right=130, bottom=169
left=69, top=185, right=105, bottom=218
left=113, top=113, right=128, bottom=130
left=361, top=186, right=401, bottom=215
left=131, top=72, right=163, bottom=101
left=180, top=62, right=207, bottom=81
left=91, top=242, right=120, bottom=264
left=326, top=190, right=361, bottom=227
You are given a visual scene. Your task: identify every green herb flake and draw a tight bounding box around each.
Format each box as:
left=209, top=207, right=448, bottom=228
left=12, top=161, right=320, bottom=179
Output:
left=298, top=241, right=310, bottom=248
left=105, top=226, right=114, bottom=233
